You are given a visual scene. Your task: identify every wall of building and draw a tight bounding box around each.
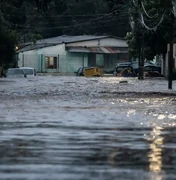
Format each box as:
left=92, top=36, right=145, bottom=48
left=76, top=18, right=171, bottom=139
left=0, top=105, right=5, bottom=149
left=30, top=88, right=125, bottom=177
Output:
left=66, top=52, right=88, bottom=72
left=18, top=44, right=66, bottom=73
left=18, top=50, right=41, bottom=71
left=17, top=37, right=129, bottom=74
left=18, top=44, right=89, bottom=73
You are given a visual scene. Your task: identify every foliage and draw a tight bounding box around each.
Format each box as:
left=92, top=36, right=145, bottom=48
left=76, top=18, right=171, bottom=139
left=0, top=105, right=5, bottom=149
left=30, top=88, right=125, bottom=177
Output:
left=0, top=29, right=17, bottom=66
left=123, top=0, right=173, bottom=60
left=125, top=32, right=138, bottom=57
left=2, top=0, right=174, bottom=67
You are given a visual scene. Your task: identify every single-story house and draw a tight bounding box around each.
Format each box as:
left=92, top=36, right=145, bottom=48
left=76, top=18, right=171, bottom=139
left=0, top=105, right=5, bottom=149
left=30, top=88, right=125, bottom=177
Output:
left=17, top=35, right=129, bottom=73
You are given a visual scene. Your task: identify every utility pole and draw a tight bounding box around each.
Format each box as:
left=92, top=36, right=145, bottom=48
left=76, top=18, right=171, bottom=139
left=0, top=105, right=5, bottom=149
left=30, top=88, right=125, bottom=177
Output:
left=137, top=0, right=144, bottom=80
left=138, top=32, right=144, bottom=80
left=168, top=13, right=174, bottom=89
left=168, top=42, right=173, bottom=89
left=141, top=32, right=144, bottom=79
left=138, top=35, right=141, bottom=80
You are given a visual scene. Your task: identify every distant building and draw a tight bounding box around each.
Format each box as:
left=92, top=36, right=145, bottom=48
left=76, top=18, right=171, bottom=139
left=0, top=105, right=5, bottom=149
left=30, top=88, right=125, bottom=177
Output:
left=17, top=35, right=129, bottom=73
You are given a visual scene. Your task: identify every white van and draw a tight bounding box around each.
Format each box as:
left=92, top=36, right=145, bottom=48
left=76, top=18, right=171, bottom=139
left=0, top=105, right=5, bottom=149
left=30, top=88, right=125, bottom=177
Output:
left=6, top=68, right=27, bottom=78
left=20, top=67, right=36, bottom=76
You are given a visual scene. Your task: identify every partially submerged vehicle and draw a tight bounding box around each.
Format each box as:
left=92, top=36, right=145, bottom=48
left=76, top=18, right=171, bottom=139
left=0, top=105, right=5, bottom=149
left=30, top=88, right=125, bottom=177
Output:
left=114, top=63, right=136, bottom=77
left=20, top=67, right=36, bottom=76
left=6, top=68, right=27, bottom=78
left=84, top=67, right=103, bottom=77
left=74, top=67, right=90, bottom=76
left=75, top=67, right=103, bottom=77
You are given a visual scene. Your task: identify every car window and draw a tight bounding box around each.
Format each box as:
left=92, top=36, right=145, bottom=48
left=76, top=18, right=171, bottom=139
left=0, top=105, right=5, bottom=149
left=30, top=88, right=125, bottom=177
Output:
left=22, top=69, right=34, bottom=75
left=144, top=66, right=158, bottom=72
left=7, top=69, right=24, bottom=75
left=116, top=66, right=132, bottom=73
left=144, top=66, right=153, bottom=71
left=78, top=68, right=82, bottom=74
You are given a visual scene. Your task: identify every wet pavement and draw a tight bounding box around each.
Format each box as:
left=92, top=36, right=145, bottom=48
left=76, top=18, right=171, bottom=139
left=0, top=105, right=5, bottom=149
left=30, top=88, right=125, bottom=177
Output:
left=0, top=76, right=176, bottom=180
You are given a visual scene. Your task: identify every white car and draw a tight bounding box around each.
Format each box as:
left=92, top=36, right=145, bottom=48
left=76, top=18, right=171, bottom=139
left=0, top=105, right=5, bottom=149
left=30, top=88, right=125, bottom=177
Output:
left=20, top=67, right=36, bottom=76
left=6, top=68, right=27, bottom=78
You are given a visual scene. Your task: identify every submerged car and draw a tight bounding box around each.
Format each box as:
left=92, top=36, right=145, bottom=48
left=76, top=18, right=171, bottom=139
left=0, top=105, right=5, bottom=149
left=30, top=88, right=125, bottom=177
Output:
left=144, top=70, right=164, bottom=77
left=84, top=67, right=103, bottom=77
left=6, top=68, right=27, bottom=78
left=114, top=65, right=136, bottom=77
left=75, top=67, right=103, bottom=77
left=143, top=65, right=161, bottom=73
left=75, top=67, right=90, bottom=76
left=20, top=67, right=36, bottom=76
left=143, top=65, right=164, bottom=77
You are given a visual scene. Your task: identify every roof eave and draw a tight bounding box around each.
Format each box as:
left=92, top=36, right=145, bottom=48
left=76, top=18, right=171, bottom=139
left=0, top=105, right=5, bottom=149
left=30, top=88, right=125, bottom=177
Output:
left=65, top=36, right=125, bottom=45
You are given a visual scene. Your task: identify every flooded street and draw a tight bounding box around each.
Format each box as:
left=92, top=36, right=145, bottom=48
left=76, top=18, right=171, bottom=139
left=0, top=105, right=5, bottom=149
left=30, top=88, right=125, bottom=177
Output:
left=0, top=76, right=176, bottom=180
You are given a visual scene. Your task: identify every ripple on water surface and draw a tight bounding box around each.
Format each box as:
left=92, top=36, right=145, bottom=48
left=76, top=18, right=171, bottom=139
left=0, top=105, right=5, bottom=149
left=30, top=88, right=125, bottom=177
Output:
left=0, top=95, right=176, bottom=180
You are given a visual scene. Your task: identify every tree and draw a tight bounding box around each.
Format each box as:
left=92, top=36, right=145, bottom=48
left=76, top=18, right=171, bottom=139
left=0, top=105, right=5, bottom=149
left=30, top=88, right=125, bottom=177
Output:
left=123, top=0, right=173, bottom=60
left=0, top=0, right=132, bottom=73
left=0, top=0, right=50, bottom=70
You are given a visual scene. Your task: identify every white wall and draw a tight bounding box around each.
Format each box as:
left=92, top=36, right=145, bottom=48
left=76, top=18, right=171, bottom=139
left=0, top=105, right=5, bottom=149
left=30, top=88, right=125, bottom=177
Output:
left=17, top=37, right=128, bottom=73
left=18, top=50, right=40, bottom=71
left=37, top=43, right=66, bottom=56
left=66, top=38, right=127, bottom=47
left=18, top=44, right=66, bottom=72
left=38, top=44, right=66, bottom=72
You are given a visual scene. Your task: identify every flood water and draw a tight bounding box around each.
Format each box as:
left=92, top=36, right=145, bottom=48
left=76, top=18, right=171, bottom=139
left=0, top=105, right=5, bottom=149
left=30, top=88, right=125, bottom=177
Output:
left=0, top=76, right=176, bottom=180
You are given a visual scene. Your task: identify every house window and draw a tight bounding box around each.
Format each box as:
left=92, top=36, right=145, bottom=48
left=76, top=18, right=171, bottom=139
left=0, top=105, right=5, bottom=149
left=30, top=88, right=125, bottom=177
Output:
left=45, top=56, right=57, bottom=69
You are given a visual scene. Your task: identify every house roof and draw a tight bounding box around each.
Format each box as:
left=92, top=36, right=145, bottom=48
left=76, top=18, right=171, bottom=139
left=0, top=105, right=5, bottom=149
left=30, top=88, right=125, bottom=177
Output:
left=67, top=46, right=128, bottom=54
left=17, top=35, right=126, bottom=53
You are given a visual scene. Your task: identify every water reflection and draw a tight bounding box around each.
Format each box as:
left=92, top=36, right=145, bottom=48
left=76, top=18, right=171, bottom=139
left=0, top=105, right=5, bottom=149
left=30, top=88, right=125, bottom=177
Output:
left=0, top=139, right=45, bottom=165
left=147, top=126, right=164, bottom=180
left=0, top=93, right=176, bottom=179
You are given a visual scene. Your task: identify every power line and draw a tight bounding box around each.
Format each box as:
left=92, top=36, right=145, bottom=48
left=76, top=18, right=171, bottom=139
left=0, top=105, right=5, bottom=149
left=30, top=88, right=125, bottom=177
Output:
left=8, top=4, right=129, bottom=30
left=141, top=1, right=158, bottom=19
left=23, top=12, right=129, bottom=25
left=26, top=14, right=111, bottom=18
left=139, top=11, right=166, bottom=31
left=9, top=13, right=113, bottom=29
left=9, top=13, right=129, bottom=31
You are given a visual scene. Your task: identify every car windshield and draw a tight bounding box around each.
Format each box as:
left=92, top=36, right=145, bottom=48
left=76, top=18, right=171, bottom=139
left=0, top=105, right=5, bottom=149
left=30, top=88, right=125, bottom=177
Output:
left=116, top=66, right=132, bottom=73
left=22, top=69, right=33, bottom=75
left=7, top=69, right=24, bottom=75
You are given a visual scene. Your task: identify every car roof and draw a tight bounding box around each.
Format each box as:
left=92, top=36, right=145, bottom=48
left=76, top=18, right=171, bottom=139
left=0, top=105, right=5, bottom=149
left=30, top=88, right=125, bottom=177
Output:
left=116, top=65, right=132, bottom=67
left=8, top=68, right=20, bottom=70
left=20, top=67, right=34, bottom=69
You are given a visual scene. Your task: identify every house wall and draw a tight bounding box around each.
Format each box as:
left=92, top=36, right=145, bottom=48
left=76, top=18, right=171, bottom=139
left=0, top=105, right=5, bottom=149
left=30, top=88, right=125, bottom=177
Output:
left=37, top=44, right=66, bottom=73
left=18, top=44, right=89, bottom=73
left=66, top=52, right=88, bottom=72
left=65, top=38, right=128, bottom=72
left=18, top=44, right=66, bottom=73
left=18, top=50, right=40, bottom=71
left=66, top=38, right=127, bottom=47
left=17, top=37, right=129, bottom=74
